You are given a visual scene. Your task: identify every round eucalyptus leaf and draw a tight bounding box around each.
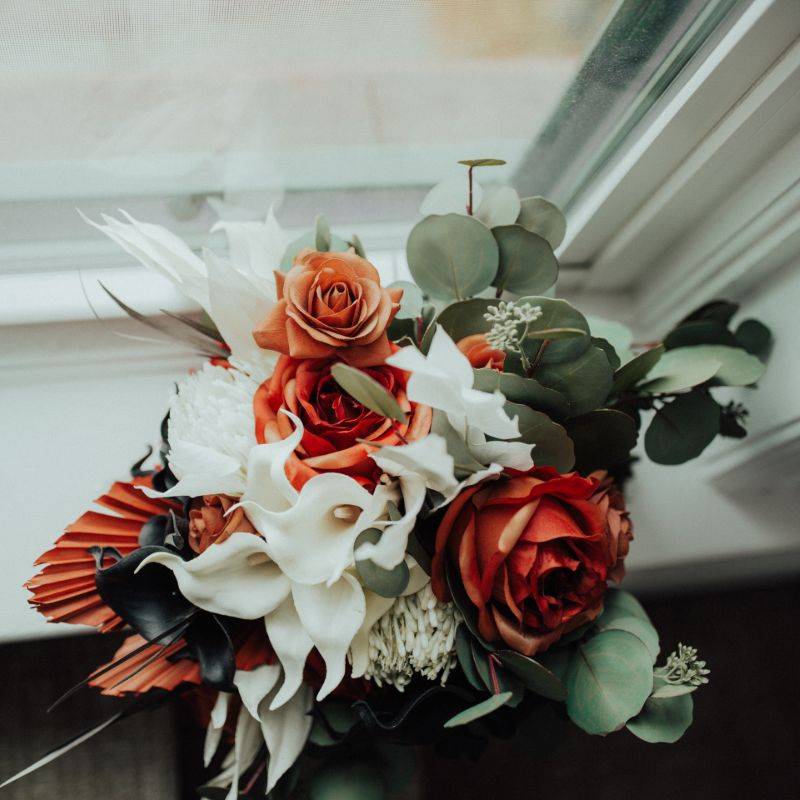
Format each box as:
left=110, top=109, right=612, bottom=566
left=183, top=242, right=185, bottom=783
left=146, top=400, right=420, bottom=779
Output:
left=497, top=650, right=567, bottom=701
left=492, top=225, right=559, bottom=295
left=443, top=691, right=513, bottom=728
left=458, top=158, right=507, bottom=167
left=664, top=319, right=737, bottom=350
left=566, top=630, right=654, bottom=735
left=644, top=391, right=721, bottom=465
left=603, top=588, right=651, bottom=623
left=687, top=345, right=766, bottom=386
left=504, top=402, right=575, bottom=472
left=330, top=363, right=406, bottom=422
left=613, top=345, right=664, bottom=393
left=349, top=233, right=366, bottom=257
left=355, top=529, right=410, bottom=598
left=734, top=318, right=772, bottom=360
left=535, top=346, right=613, bottom=417
left=389, top=280, right=424, bottom=320
left=473, top=368, right=570, bottom=419
left=595, top=614, right=659, bottom=664
left=565, top=409, right=638, bottom=473
left=432, top=298, right=495, bottom=341
left=681, top=299, right=739, bottom=325
left=517, top=297, right=591, bottom=365
left=456, top=624, right=485, bottom=691
left=516, top=196, right=567, bottom=249
left=592, top=337, right=621, bottom=370
left=627, top=692, right=694, bottom=744
left=310, top=759, right=386, bottom=800
left=587, top=316, right=633, bottom=359
left=476, top=185, right=521, bottom=228
left=644, top=345, right=765, bottom=390
left=407, top=214, right=499, bottom=300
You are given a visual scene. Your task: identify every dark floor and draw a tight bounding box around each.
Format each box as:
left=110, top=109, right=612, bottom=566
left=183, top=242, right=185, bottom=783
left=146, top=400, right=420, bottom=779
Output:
left=1, top=581, right=797, bottom=799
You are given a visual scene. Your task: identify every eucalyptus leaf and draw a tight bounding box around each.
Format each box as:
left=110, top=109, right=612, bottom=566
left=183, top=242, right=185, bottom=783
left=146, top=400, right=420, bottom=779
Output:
left=492, top=225, right=559, bottom=296
left=613, top=345, right=664, bottom=393
left=456, top=624, right=485, bottom=691
left=644, top=391, right=721, bottom=465
left=315, top=214, right=332, bottom=251
left=280, top=229, right=350, bottom=270
left=603, top=588, right=651, bottom=624
left=735, top=319, right=772, bottom=360
left=664, top=319, right=737, bottom=349
left=535, top=346, right=613, bottom=417
left=445, top=559, right=493, bottom=650
left=645, top=345, right=766, bottom=391
left=566, top=630, right=653, bottom=735
left=497, top=650, right=566, bottom=700
left=504, top=401, right=575, bottom=472
left=651, top=682, right=696, bottom=699
left=592, top=337, right=621, bottom=370
left=443, top=692, right=513, bottom=728
left=458, top=158, right=507, bottom=167
left=389, top=280, right=425, bottom=320
left=407, top=214, right=499, bottom=300
left=565, top=409, right=638, bottom=473
left=354, top=529, right=410, bottom=598
left=331, top=363, right=406, bottom=422
left=627, top=692, right=693, bottom=744
left=517, top=297, right=591, bottom=365
left=476, top=185, right=521, bottom=228
left=420, top=174, right=482, bottom=217
left=681, top=299, right=739, bottom=325
left=432, top=298, right=494, bottom=342
left=349, top=233, right=366, bottom=257
left=594, top=614, right=659, bottom=664
left=516, top=196, right=567, bottom=249
left=587, top=316, right=633, bottom=361
left=473, top=369, right=569, bottom=419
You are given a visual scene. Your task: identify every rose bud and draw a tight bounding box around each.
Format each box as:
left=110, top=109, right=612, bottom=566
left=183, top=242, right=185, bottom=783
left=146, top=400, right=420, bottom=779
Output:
left=431, top=468, right=633, bottom=657
left=188, top=494, right=256, bottom=554
left=253, top=249, right=403, bottom=368
left=253, top=354, right=431, bottom=490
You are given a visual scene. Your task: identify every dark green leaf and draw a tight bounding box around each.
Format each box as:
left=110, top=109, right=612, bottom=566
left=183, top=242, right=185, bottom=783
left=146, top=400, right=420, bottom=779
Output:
left=612, top=345, right=664, bottom=393
left=517, top=297, right=591, bottom=365
left=355, top=529, right=410, bottom=598
left=627, top=691, right=693, bottom=743
left=504, top=401, right=575, bottom=472
left=592, top=337, right=621, bottom=370
left=664, top=320, right=737, bottom=349
left=458, top=158, right=507, bottom=167
left=497, top=650, right=566, bottom=700
left=515, top=196, right=567, bottom=249
left=644, top=391, right=721, bottom=465
left=473, top=369, right=569, bottom=419
left=535, top=346, right=614, bottom=417
left=407, top=214, right=499, bottom=300
left=331, top=363, right=406, bottom=422
left=734, top=319, right=772, bottom=360
left=492, top=225, right=558, bottom=295
left=443, top=692, right=513, bottom=728
left=455, top=624, right=485, bottom=691
left=566, top=630, right=653, bottom=734
left=681, top=299, right=739, bottom=326
left=431, top=298, right=494, bottom=342
left=565, top=409, right=638, bottom=473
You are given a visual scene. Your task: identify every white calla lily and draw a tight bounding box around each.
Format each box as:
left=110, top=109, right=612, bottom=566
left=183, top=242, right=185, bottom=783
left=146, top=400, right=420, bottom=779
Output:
left=387, top=327, right=520, bottom=440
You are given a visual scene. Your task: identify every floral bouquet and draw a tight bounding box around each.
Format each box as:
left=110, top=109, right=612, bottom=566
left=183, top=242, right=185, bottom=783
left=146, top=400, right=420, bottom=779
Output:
left=10, top=160, right=772, bottom=798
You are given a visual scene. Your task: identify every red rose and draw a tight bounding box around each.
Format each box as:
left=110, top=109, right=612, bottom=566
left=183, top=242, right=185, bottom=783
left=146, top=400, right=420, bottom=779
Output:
left=456, top=333, right=506, bottom=371
left=253, top=353, right=431, bottom=490
left=431, top=468, right=632, bottom=657
left=187, top=494, right=257, bottom=554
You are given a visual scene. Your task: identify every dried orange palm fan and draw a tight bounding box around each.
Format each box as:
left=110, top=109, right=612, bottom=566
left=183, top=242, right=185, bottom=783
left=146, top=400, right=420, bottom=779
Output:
left=27, top=479, right=181, bottom=633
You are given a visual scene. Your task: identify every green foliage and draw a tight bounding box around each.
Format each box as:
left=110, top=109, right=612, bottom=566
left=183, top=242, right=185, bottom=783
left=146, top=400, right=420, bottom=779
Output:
left=664, top=319, right=737, bottom=349
left=310, top=759, right=386, bottom=800
left=504, top=401, right=575, bottom=471
left=734, top=318, right=772, bottom=360
left=443, top=691, right=513, bottom=728
left=354, top=529, right=410, bottom=598
left=430, top=298, right=495, bottom=342
left=515, top=196, right=567, bottom=249
left=314, top=214, right=332, bottom=251
left=330, top=363, right=407, bottom=423
left=565, top=409, right=638, bottom=473
left=491, top=224, right=559, bottom=295
left=406, top=214, right=499, bottom=300
left=455, top=624, right=485, bottom=691
left=517, top=297, right=591, bottom=365
left=644, top=391, right=721, bottom=464
left=473, top=369, right=570, bottom=419
left=612, top=345, right=664, bottom=393
left=642, top=345, right=765, bottom=392
left=627, top=688, right=694, bottom=744
left=389, top=280, right=425, bottom=320
left=458, top=158, right=507, bottom=167
left=535, top=346, right=614, bottom=417
left=592, top=337, right=621, bottom=370
left=565, top=629, right=654, bottom=735
left=497, top=650, right=567, bottom=701
left=280, top=222, right=350, bottom=270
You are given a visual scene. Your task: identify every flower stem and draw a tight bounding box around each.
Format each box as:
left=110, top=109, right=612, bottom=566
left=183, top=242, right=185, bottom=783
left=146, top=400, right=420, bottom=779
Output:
left=488, top=653, right=502, bottom=695
left=467, top=166, right=474, bottom=215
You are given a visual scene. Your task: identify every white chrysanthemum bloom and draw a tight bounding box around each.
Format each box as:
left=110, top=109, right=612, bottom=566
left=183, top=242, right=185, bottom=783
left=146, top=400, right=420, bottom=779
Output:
left=166, top=362, right=258, bottom=497
left=362, top=583, right=461, bottom=691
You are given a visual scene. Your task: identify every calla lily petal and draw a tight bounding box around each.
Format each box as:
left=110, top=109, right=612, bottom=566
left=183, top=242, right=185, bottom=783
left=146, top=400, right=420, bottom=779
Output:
left=144, top=441, right=245, bottom=499
left=291, top=573, right=366, bottom=700
left=204, top=691, right=231, bottom=767
left=264, top=599, right=314, bottom=710
left=137, top=533, right=290, bottom=619
left=261, top=684, right=313, bottom=792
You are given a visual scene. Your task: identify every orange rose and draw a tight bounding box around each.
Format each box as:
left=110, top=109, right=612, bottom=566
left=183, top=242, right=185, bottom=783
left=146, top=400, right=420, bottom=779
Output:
left=188, top=494, right=256, bottom=554
left=432, top=468, right=632, bottom=657
left=254, top=353, right=431, bottom=490
left=253, top=249, right=403, bottom=368
left=456, top=333, right=506, bottom=371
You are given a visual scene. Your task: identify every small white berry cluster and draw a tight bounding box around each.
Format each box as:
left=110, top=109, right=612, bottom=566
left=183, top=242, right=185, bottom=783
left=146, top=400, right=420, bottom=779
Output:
left=484, top=301, right=543, bottom=353
left=658, top=643, right=710, bottom=688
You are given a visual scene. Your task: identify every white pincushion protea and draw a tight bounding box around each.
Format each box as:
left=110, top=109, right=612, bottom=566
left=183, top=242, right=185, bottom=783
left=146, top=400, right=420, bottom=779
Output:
left=362, top=583, right=461, bottom=690
left=166, top=362, right=258, bottom=496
